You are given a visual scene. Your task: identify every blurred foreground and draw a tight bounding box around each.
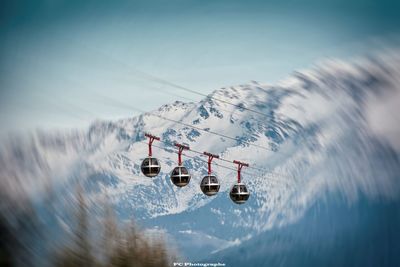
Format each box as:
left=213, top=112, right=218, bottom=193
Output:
left=0, top=186, right=174, bottom=267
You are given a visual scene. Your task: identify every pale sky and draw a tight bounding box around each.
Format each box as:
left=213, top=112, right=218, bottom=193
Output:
left=1, top=0, right=399, bottom=135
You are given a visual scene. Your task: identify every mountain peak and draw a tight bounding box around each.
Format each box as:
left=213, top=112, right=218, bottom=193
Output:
left=1, top=51, right=400, bottom=261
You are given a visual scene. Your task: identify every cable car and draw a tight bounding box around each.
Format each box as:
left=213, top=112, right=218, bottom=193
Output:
left=171, top=166, right=191, bottom=187
left=170, top=143, right=191, bottom=187
left=141, top=134, right=161, bottom=178
left=141, top=157, right=161, bottom=177
left=200, top=175, right=220, bottom=196
left=230, top=183, right=250, bottom=204
left=200, top=152, right=220, bottom=196
left=229, top=160, right=250, bottom=204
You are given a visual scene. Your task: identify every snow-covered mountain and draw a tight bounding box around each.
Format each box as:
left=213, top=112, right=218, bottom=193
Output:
left=1, top=50, right=400, bottom=263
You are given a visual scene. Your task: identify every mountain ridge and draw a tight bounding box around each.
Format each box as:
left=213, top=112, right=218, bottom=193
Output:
left=1, top=51, right=400, bottom=260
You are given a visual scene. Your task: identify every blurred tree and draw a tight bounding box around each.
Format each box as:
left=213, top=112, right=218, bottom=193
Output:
left=0, top=198, right=43, bottom=267
left=0, top=213, right=14, bottom=267
left=54, top=185, right=95, bottom=267
left=54, top=186, right=172, bottom=267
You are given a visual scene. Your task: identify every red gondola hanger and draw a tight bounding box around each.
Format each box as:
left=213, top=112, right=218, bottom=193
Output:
left=200, top=152, right=220, bottom=196
left=204, top=152, right=219, bottom=175
left=230, top=160, right=250, bottom=204
left=145, top=133, right=160, bottom=157
left=141, top=133, right=161, bottom=178
left=170, top=143, right=191, bottom=187
left=176, top=143, right=189, bottom=166
left=233, top=160, right=249, bottom=183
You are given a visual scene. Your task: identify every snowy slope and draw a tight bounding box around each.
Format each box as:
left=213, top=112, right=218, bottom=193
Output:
left=1, top=50, right=400, bottom=260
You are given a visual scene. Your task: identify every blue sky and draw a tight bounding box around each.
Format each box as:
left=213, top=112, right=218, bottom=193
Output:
left=1, top=0, right=399, bottom=134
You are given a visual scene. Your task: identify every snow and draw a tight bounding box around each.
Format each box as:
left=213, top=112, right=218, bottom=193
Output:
left=1, top=50, right=400, bottom=256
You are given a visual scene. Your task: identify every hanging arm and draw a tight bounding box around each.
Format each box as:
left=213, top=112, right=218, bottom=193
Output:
left=204, top=152, right=219, bottom=175
left=145, top=133, right=160, bottom=157
left=233, top=160, right=249, bottom=183
left=175, top=143, right=189, bottom=166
